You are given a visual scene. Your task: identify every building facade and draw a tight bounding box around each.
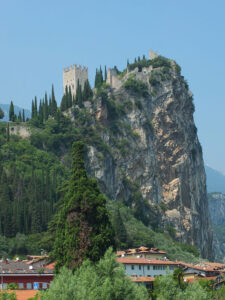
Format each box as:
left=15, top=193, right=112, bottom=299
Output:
left=117, top=257, right=179, bottom=278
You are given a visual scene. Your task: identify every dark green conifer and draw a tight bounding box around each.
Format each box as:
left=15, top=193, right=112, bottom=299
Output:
left=83, top=80, right=93, bottom=101
left=53, top=141, right=115, bottom=271
left=22, top=109, right=25, bottom=122
left=104, top=65, right=107, bottom=82
left=31, top=100, right=35, bottom=119
left=44, top=93, right=48, bottom=120
left=0, top=107, right=4, bottom=119
left=34, top=97, right=38, bottom=118
left=18, top=111, right=22, bottom=122
left=9, top=101, right=15, bottom=122
left=112, top=206, right=127, bottom=249
left=51, top=84, right=57, bottom=116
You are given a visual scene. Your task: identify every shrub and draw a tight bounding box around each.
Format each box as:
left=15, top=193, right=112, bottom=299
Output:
left=124, top=76, right=148, bottom=97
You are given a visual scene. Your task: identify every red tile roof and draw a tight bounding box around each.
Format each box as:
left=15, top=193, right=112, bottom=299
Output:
left=130, top=276, right=155, bottom=282
left=117, top=257, right=178, bottom=265
left=5, top=290, right=39, bottom=300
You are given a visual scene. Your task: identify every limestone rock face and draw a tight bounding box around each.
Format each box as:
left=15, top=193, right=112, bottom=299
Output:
left=80, top=60, right=213, bottom=259
left=208, top=193, right=225, bottom=261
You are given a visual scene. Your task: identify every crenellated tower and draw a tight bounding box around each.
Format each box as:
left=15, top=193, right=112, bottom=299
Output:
left=63, top=64, right=88, bottom=97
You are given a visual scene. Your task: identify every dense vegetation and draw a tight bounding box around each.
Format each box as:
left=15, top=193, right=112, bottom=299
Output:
left=42, top=248, right=148, bottom=300
left=52, top=142, right=115, bottom=271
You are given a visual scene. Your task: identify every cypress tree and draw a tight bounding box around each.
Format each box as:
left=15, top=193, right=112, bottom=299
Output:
left=75, top=80, right=83, bottom=107
left=44, top=93, right=48, bottom=120
left=34, top=97, right=38, bottom=118
left=53, top=141, right=115, bottom=271
left=68, top=87, right=72, bottom=108
left=0, top=107, right=4, bottom=119
left=22, top=109, right=25, bottom=122
left=83, top=79, right=93, bottom=101
left=51, top=84, right=57, bottom=116
left=39, top=100, right=43, bottom=124
left=18, top=111, right=22, bottom=122
left=104, top=65, right=107, bottom=82
left=112, top=206, right=127, bottom=249
left=31, top=100, right=35, bottom=119
left=9, top=101, right=15, bottom=122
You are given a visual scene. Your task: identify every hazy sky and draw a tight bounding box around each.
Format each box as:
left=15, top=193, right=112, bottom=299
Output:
left=0, top=0, right=225, bottom=173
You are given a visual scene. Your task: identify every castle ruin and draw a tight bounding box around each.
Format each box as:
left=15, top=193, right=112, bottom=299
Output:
left=63, top=64, right=88, bottom=97
left=149, top=49, right=158, bottom=60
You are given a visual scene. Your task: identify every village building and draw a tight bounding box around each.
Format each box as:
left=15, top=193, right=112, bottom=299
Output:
left=0, top=259, right=54, bottom=290
left=117, top=257, right=179, bottom=278
left=116, top=246, right=167, bottom=260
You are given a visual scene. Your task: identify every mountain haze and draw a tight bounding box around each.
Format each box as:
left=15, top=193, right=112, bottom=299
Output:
left=0, top=104, right=31, bottom=121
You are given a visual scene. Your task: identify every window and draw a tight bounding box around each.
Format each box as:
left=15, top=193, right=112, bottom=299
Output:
left=139, top=265, right=141, bottom=270
left=131, top=265, right=135, bottom=270
left=147, top=266, right=150, bottom=270
left=42, top=282, right=47, bottom=289
left=26, top=283, right=32, bottom=289
left=18, top=283, right=24, bottom=289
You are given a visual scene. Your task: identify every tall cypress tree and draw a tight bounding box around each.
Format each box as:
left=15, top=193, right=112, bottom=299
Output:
left=51, top=84, right=57, bottom=116
left=44, top=93, right=48, bottom=120
left=83, top=79, right=93, bottom=101
left=22, top=109, right=25, bottom=122
left=104, top=65, right=107, bottom=82
left=53, top=141, right=115, bottom=271
left=34, top=97, right=38, bottom=118
left=9, top=101, right=15, bottom=122
left=18, top=111, right=22, bottom=122
left=31, top=100, right=35, bottom=119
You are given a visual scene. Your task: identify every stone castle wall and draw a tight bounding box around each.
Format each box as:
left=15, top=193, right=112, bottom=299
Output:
left=63, top=65, right=88, bottom=97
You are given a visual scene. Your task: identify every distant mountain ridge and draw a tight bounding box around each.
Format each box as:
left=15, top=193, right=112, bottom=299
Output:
left=205, top=166, right=225, bottom=194
left=0, top=104, right=31, bottom=121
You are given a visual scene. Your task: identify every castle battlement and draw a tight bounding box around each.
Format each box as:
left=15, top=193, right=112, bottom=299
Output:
left=63, top=64, right=88, bottom=97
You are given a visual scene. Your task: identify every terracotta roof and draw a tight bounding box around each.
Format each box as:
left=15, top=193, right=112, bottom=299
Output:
left=5, top=290, right=39, bottom=300
left=45, top=262, right=55, bottom=269
left=0, top=261, right=54, bottom=275
left=116, top=247, right=166, bottom=257
left=117, top=257, right=178, bottom=265
left=130, top=276, right=155, bottom=282
left=185, top=276, right=217, bottom=283
left=178, top=262, right=217, bottom=272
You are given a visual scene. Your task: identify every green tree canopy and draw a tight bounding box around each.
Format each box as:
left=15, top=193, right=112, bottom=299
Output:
left=0, top=107, right=4, bottom=119
left=42, top=248, right=148, bottom=300
left=52, top=141, right=115, bottom=271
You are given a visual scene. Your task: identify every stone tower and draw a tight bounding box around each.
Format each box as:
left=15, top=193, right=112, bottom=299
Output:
left=149, top=49, right=158, bottom=60
left=63, top=64, right=88, bottom=97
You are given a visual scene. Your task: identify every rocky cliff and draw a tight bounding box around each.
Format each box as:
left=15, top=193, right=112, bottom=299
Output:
left=208, top=193, right=225, bottom=261
left=70, top=56, right=213, bottom=259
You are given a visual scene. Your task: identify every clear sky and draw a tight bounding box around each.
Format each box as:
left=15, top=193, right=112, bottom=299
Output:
left=0, top=0, right=225, bottom=173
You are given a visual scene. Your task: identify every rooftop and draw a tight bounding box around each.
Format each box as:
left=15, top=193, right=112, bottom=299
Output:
left=117, top=257, right=178, bottom=265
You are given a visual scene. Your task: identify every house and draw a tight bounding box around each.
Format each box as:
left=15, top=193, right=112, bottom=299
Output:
left=130, top=276, right=155, bottom=289
left=116, top=246, right=167, bottom=260
left=179, top=262, right=222, bottom=277
left=117, top=257, right=179, bottom=278
left=0, top=259, right=54, bottom=290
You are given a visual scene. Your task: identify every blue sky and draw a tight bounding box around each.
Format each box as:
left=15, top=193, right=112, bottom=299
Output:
left=0, top=0, right=225, bottom=173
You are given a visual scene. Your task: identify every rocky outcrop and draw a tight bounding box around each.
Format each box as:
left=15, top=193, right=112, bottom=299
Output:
left=76, top=58, right=213, bottom=259
left=208, top=193, right=225, bottom=261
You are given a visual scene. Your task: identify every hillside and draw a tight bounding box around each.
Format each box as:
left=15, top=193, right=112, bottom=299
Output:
left=208, top=192, right=225, bottom=261
left=205, top=165, right=225, bottom=194
left=0, top=55, right=212, bottom=261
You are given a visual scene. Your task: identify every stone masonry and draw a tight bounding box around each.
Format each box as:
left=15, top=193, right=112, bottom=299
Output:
left=63, top=64, right=88, bottom=97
